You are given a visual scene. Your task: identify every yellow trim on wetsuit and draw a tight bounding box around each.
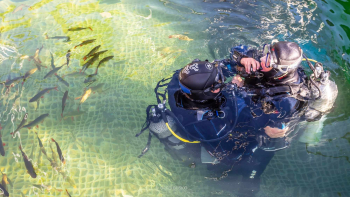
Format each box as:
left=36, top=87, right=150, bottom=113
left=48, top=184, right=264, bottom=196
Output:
left=302, top=58, right=318, bottom=63
left=165, top=123, right=200, bottom=144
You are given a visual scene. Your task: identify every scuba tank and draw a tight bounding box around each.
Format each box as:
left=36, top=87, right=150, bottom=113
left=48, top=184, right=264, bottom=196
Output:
left=298, top=60, right=338, bottom=144
left=303, top=62, right=338, bottom=121
left=148, top=107, right=174, bottom=139
left=148, top=105, right=186, bottom=150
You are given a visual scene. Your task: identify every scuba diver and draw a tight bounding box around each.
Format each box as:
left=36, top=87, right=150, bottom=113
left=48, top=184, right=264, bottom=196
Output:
left=136, top=41, right=338, bottom=196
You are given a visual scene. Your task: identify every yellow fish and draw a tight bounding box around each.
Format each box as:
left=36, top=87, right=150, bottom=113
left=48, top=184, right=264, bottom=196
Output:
left=168, top=34, right=193, bottom=41
left=153, top=22, right=171, bottom=27
left=77, top=88, right=92, bottom=111
left=20, top=55, right=30, bottom=60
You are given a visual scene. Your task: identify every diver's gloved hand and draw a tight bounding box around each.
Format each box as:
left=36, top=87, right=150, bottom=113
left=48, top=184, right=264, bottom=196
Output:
left=231, top=74, right=244, bottom=87
left=264, top=126, right=287, bottom=138
left=240, top=57, right=261, bottom=74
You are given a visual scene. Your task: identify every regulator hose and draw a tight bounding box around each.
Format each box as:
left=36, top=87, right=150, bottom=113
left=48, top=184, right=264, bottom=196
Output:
left=162, top=90, right=239, bottom=143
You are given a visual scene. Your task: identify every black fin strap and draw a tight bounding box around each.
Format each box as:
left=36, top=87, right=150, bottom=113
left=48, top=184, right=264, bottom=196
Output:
left=135, top=105, right=155, bottom=137
left=138, top=131, right=152, bottom=158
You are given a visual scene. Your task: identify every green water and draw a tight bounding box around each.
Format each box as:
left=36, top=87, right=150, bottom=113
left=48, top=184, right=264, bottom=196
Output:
left=0, top=0, right=350, bottom=196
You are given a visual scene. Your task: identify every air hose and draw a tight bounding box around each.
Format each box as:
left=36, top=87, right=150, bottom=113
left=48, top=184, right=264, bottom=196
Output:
left=161, top=90, right=239, bottom=143
left=302, top=54, right=322, bottom=100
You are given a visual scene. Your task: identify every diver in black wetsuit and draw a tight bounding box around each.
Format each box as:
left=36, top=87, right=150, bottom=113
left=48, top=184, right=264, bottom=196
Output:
left=137, top=41, right=338, bottom=196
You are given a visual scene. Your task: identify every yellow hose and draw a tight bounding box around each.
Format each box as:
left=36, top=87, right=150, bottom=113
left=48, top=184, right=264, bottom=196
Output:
left=165, top=123, right=200, bottom=143
left=302, top=58, right=318, bottom=63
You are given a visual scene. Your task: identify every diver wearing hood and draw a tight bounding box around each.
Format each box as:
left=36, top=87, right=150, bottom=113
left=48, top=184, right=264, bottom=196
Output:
left=229, top=41, right=338, bottom=145
left=136, top=41, right=337, bottom=197
left=140, top=59, right=281, bottom=196
left=176, top=59, right=226, bottom=109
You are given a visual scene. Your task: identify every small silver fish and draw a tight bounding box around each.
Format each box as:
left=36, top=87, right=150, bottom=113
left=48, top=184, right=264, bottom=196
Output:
left=66, top=50, right=71, bottom=67
left=23, top=114, right=49, bottom=129
left=61, top=91, right=68, bottom=118
left=55, top=75, right=69, bottom=87
left=45, top=34, right=70, bottom=42
left=44, top=64, right=66, bottom=79
left=83, top=45, right=101, bottom=61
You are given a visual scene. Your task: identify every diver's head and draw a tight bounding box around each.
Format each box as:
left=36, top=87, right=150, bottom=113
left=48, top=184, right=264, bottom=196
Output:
left=179, top=60, right=225, bottom=101
left=260, top=41, right=302, bottom=84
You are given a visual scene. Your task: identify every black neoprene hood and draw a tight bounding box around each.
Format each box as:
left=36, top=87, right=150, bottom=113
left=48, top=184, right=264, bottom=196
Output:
left=271, top=41, right=302, bottom=67
left=179, top=61, right=217, bottom=91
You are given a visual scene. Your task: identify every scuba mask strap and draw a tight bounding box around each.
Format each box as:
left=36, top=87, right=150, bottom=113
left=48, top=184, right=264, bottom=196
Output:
left=203, top=63, right=226, bottom=93
left=216, top=62, right=225, bottom=83
left=179, top=81, right=192, bottom=95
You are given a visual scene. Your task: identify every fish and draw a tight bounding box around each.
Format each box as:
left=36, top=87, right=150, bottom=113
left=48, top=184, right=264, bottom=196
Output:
left=66, top=50, right=71, bottom=67
left=81, top=54, right=99, bottom=73
left=83, top=45, right=101, bottom=61
left=74, top=39, right=96, bottom=49
left=0, top=183, right=9, bottom=197
left=64, top=71, right=86, bottom=78
left=1, top=174, right=9, bottom=186
left=29, top=87, right=58, bottom=103
left=91, top=50, right=108, bottom=58
left=1, top=174, right=9, bottom=192
left=66, top=189, right=72, bottom=197
left=153, top=22, right=171, bottom=27
left=13, top=4, right=31, bottom=14
left=62, top=110, right=86, bottom=120
left=43, top=64, right=66, bottom=79
left=11, top=113, right=28, bottom=137
left=0, top=126, right=4, bottom=156
left=0, top=171, right=12, bottom=188
left=77, top=88, right=92, bottom=111
left=35, top=132, right=48, bottom=157
left=138, top=132, right=152, bottom=158
left=168, top=34, right=193, bottom=41
left=68, top=27, right=93, bottom=31
left=19, top=146, right=37, bottom=178
left=55, top=75, right=69, bottom=87
left=51, top=138, right=65, bottom=164
left=23, top=68, right=38, bottom=82
left=45, top=34, right=70, bottom=42
left=49, top=142, right=59, bottom=163
left=32, top=45, right=44, bottom=63
left=50, top=52, right=56, bottom=69
left=29, top=45, right=46, bottom=71
left=84, top=73, right=98, bottom=85
left=90, top=83, right=105, bottom=93
left=96, top=55, right=114, bottom=71
left=4, top=76, right=24, bottom=86
left=32, top=59, right=44, bottom=71
left=61, top=91, right=68, bottom=118
left=23, top=113, right=49, bottom=129
left=20, top=55, right=30, bottom=60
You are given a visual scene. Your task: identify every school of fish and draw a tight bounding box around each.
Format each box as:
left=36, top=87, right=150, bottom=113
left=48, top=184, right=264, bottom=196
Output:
left=0, top=8, right=117, bottom=194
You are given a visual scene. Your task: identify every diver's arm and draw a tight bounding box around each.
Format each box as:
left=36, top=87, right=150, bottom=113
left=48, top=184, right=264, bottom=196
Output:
left=252, top=103, right=292, bottom=151
left=257, top=125, right=289, bottom=151
left=264, top=126, right=287, bottom=138
left=222, top=45, right=259, bottom=77
left=240, top=58, right=261, bottom=73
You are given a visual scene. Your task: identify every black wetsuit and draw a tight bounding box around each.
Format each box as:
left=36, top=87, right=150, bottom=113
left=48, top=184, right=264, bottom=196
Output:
left=164, top=46, right=308, bottom=196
